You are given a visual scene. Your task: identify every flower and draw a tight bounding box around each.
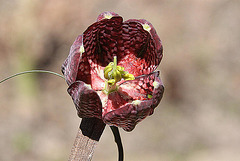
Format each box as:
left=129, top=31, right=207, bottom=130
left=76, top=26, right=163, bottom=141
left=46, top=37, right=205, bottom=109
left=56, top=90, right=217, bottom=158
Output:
left=62, top=11, right=164, bottom=131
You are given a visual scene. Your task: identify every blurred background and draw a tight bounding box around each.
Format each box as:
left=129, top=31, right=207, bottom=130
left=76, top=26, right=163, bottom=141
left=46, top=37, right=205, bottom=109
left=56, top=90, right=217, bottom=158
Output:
left=0, top=0, right=239, bottom=160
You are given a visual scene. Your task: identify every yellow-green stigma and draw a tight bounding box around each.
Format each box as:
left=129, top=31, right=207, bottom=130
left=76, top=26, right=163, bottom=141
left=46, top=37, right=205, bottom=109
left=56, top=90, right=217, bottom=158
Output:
left=103, top=56, right=135, bottom=94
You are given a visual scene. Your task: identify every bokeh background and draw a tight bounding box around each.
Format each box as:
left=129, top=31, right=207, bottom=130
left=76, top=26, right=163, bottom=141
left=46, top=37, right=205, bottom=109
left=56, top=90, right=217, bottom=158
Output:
left=0, top=0, right=239, bottom=160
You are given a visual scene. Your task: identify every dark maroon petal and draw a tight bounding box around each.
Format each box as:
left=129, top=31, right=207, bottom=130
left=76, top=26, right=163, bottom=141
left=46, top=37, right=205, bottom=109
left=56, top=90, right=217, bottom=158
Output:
left=82, top=13, right=163, bottom=77
left=151, top=75, right=164, bottom=109
left=102, top=91, right=129, bottom=115
left=103, top=103, right=150, bottom=132
left=90, top=69, right=105, bottom=91
left=103, top=84, right=164, bottom=131
left=118, top=71, right=162, bottom=100
left=61, top=35, right=91, bottom=85
left=117, top=19, right=163, bottom=76
left=83, top=16, right=123, bottom=67
left=67, top=81, right=102, bottom=119
left=123, top=19, right=163, bottom=69
left=103, top=72, right=164, bottom=131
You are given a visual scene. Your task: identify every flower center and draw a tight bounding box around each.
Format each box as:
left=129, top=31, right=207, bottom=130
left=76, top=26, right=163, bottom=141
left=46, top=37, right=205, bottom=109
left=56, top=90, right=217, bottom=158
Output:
left=103, top=56, right=135, bottom=94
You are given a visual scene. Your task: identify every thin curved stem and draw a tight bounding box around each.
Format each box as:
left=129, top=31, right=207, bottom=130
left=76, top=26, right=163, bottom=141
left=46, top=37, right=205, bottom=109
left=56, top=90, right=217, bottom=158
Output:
left=0, top=70, right=65, bottom=84
left=110, top=126, right=124, bottom=161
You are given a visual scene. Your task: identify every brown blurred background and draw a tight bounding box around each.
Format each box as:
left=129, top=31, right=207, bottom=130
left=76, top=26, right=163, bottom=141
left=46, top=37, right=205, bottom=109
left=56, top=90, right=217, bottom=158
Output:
left=0, top=0, right=239, bottom=160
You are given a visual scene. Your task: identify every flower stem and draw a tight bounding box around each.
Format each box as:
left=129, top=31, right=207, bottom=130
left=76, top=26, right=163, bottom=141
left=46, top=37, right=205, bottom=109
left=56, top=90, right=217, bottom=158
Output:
left=69, top=118, right=105, bottom=161
left=0, top=70, right=65, bottom=84
left=110, top=126, right=124, bottom=161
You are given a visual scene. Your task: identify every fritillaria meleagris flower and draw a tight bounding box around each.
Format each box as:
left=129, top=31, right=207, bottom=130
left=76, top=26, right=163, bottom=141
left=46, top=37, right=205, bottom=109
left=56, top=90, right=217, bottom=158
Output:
left=62, top=11, right=164, bottom=131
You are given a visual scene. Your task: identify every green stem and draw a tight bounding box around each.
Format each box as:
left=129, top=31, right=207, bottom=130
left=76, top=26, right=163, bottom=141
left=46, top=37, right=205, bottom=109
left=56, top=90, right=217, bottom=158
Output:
left=0, top=70, right=64, bottom=84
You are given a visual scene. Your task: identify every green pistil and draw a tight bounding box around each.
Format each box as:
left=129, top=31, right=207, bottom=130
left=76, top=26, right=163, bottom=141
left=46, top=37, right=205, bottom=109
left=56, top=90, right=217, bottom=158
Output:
left=103, top=56, right=135, bottom=94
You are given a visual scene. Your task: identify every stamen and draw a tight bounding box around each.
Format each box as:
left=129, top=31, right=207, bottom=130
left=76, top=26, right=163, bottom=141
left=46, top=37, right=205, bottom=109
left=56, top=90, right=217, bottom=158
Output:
left=103, top=56, right=135, bottom=94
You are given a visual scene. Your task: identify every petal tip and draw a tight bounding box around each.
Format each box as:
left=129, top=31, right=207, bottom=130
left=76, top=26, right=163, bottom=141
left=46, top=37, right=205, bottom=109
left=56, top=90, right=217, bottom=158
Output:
left=97, top=11, right=119, bottom=21
left=142, top=23, right=151, bottom=32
